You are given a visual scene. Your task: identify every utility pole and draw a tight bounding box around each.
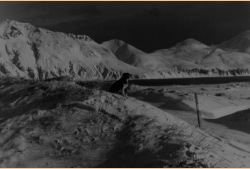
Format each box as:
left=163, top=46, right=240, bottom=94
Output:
left=194, top=93, right=201, bottom=128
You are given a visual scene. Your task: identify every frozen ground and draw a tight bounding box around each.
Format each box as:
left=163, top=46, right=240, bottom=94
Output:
left=129, top=82, right=250, bottom=150
left=1, top=77, right=250, bottom=167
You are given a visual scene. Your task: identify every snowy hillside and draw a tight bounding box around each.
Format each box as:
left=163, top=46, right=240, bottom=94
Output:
left=1, top=77, right=250, bottom=167
left=0, top=20, right=147, bottom=80
left=218, top=31, right=250, bottom=54
left=104, top=38, right=250, bottom=78
left=0, top=19, right=250, bottom=80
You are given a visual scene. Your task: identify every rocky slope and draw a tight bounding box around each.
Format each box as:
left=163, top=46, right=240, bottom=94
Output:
left=0, top=19, right=250, bottom=80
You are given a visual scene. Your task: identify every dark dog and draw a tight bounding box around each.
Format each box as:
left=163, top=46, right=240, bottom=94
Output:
left=109, top=73, right=132, bottom=97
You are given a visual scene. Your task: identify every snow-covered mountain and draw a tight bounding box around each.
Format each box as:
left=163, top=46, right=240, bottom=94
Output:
left=0, top=20, right=148, bottom=80
left=0, top=19, right=250, bottom=80
left=102, top=39, right=169, bottom=71
left=218, top=31, right=250, bottom=54
left=104, top=36, right=250, bottom=77
left=153, top=37, right=250, bottom=70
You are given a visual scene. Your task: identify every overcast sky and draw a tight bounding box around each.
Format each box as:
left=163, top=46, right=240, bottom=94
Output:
left=1, top=1, right=250, bottom=52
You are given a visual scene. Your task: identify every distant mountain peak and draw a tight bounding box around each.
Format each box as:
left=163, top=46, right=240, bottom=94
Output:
left=0, top=19, right=33, bottom=28
left=0, top=19, right=93, bottom=42
left=182, top=38, right=203, bottom=44
left=174, top=38, right=208, bottom=49
left=0, top=19, right=13, bottom=24
left=102, top=39, right=145, bottom=54
left=218, top=30, right=250, bottom=54
left=236, top=30, right=250, bottom=38
left=105, top=39, right=127, bottom=46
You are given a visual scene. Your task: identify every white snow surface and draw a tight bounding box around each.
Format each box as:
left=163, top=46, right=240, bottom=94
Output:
left=0, top=19, right=250, bottom=80
left=0, top=20, right=147, bottom=80
left=1, top=80, right=250, bottom=167
left=183, top=94, right=250, bottom=119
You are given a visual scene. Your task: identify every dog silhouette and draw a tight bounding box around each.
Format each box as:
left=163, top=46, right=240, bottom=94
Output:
left=109, top=73, right=132, bottom=97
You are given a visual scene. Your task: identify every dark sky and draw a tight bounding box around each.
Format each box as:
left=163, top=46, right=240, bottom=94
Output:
left=1, top=1, right=250, bottom=52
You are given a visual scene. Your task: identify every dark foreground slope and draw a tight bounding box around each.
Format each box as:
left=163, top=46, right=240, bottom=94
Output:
left=0, top=77, right=250, bottom=167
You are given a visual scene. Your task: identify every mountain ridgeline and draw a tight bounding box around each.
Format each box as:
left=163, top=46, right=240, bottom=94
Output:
left=0, top=19, right=250, bottom=80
